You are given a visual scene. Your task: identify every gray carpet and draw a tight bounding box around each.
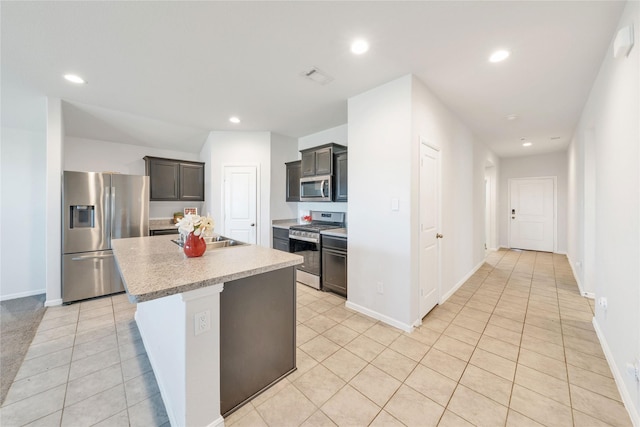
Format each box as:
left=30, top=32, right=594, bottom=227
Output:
left=0, top=294, right=46, bottom=405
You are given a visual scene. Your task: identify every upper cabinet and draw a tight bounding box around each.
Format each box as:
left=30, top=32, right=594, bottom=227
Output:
left=285, top=160, right=301, bottom=202
left=334, top=152, right=348, bottom=203
left=144, top=156, right=205, bottom=201
left=300, top=143, right=346, bottom=177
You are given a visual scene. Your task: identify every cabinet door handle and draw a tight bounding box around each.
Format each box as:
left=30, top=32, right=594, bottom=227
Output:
left=436, top=233, right=443, bottom=239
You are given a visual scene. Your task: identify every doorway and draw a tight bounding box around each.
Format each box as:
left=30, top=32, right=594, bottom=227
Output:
left=223, top=166, right=258, bottom=244
left=419, top=140, right=441, bottom=319
left=508, top=177, right=556, bottom=252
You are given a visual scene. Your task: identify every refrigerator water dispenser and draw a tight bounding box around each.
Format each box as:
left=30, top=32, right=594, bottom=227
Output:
left=70, top=205, right=95, bottom=228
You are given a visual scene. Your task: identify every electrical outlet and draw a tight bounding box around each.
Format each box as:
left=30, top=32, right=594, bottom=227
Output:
left=376, top=282, right=384, bottom=294
left=598, top=297, right=607, bottom=310
left=194, top=310, right=211, bottom=336
left=625, top=360, right=640, bottom=382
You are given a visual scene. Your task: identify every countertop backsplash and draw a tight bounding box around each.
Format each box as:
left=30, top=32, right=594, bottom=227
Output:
left=149, top=201, right=205, bottom=220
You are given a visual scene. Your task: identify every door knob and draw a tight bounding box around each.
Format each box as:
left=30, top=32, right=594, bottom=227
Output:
left=250, top=223, right=255, bottom=227
left=436, top=233, right=443, bottom=239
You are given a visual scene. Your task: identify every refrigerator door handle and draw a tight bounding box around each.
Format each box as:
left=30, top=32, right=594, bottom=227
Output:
left=71, top=254, right=114, bottom=261
left=110, top=186, right=116, bottom=243
left=104, top=185, right=111, bottom=246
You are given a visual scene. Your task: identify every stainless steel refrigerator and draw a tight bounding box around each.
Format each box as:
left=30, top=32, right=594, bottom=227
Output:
left=62, top=171, right=149, bottom=303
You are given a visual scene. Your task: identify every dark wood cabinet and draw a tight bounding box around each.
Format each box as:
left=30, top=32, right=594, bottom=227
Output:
left=300, top=143, right=346, bottom=177
left=272, top=227, right=291, bottom=252
left=147, top=158, right=180, bottom=200
left=285, top=161, right=301, bottom=202
left=314, top=147, right=332, bottom=175
left=179, top=162, right=205, bottom=201
left=144, top=156, right=205, bottom=201
left=301, top=151, right=316, bottom=177
left=334, top=152, right=348, bottom=202
left=322, top=235, right=347, bottom=297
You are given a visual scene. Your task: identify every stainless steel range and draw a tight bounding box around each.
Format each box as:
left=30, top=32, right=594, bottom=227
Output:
left=289, top=211, right=345, bottom=289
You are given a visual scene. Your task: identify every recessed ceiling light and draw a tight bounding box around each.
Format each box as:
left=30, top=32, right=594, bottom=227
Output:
left=522, top=142, right=532, bottom=147
left=229, top=116, right=240, bottom=124
left=506, top=114, right=519, bottom=121
left=63, top=74, right=86, bottom=84
left=489, top=50, right=510, bottom=63
left=351, top=39, right=369, bottom=55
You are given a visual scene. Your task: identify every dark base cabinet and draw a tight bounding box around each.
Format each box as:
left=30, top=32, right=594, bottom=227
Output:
left=220, top=267, right=296, bottom=416
left=149, top=228, right=179, bottom=236
left=322, top=235, right=347, bottom=297
left=272, top=227, right=291, bottom=252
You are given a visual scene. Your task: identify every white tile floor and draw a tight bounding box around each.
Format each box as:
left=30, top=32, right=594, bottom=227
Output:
left=0, top=294, right=167, bottom=426
left=0, top=249, right=634, bottom=426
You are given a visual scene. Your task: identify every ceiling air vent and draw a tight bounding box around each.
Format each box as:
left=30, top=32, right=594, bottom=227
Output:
left=301, top=67, right=334, bottom=85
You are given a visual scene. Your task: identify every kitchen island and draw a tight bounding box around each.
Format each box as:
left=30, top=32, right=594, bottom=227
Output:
left=112, top=235, right=302, bottom=427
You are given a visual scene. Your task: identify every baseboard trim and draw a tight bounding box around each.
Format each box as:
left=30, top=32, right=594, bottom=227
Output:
left=566, top=254, right=586, bottom=296
left=345, top=301, right=413, bottom=333
left=592, top=318, right=640, bottom=427
left=440, top=259, right=485, bottom=304
left=44, top=298, right=63, bottom=307
left=0, top=289, right=46, bottom=302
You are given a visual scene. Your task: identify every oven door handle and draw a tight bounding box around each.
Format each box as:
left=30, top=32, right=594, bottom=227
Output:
left=289, top=234, right=319, bottom=244
left=320, top=180, right=325, bottom=198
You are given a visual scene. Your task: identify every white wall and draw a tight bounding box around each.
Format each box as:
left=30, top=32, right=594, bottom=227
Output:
left=348, top=75, right=495, bottom=330
left=64, top=136, right=204, bottom=219
left=0, top=127, right=47, bottom=300
left=348, top=76, right=413, bottom=329
left=485, top=164, right=499, bottom=251
left=270, top=133, right=298, bottom=222
left=498, top=151, right=568, bottom=253
left=568, top=2, right=639, bottom=423
left=298, top=124, right=347, bottom=151
left=297, top=124, right=348, bottom=221
left=200, top=131, right=272, bottom=247
left=45, top=98, right=64, bottom=306
left=411, top=75, right=499, bottom=312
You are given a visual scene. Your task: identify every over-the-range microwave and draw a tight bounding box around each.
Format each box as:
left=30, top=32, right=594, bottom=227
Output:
left=300, top=175, right=332, bottom=202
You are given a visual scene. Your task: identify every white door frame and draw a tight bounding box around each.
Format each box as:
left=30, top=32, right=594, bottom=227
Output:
left=221, top=164, right=260, bottom=245
left=507, top=176, right=557, bottom=253
left=418, top=137, right=442, bottom=319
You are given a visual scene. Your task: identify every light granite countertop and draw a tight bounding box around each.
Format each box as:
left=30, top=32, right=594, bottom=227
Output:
left=272, top=219, right=300, bottom=230
left=320, top=228, right=347, bottom=238
left=112, top=235, right=303, bottom=303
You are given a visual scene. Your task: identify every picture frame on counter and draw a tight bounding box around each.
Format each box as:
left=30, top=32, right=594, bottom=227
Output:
left=184, top=207, right=198, bottom=216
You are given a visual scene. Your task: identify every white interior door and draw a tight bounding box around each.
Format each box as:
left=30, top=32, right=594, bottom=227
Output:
left=224, top=166, right=257, bottom=244
left=419, top=142, right=441, bottom=319
left=509, top=177, right=555, bottom=252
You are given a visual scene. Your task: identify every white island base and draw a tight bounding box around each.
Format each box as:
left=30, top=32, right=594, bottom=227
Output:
left=111, top=235, right=302, bottom=426
left=135, top=284, right=225, bottom=427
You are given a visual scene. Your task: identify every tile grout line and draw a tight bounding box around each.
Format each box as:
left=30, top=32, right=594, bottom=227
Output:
left=430, top=250, right=505, bottom=425
left=504, top=250, right=548, bottom=426
left=434, top=249, right=520, bottom=426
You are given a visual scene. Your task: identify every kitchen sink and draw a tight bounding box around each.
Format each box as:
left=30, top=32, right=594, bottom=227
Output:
left=171, top=236, right=248, bottom=249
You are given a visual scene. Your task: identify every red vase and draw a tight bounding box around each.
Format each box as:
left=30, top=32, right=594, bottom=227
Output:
left=183, top=232, right=206, bottom=257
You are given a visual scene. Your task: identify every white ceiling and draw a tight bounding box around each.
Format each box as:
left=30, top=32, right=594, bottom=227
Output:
left=1, top=1, right=625, bottom=157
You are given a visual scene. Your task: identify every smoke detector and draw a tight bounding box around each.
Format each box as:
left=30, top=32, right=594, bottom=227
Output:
left=301, top=67, right=334, bottom=85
